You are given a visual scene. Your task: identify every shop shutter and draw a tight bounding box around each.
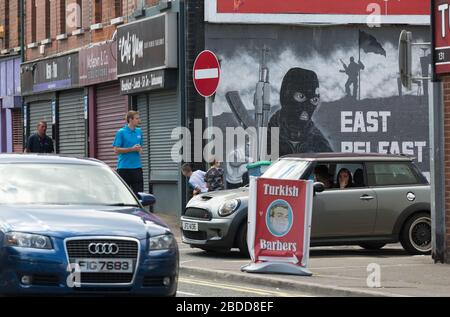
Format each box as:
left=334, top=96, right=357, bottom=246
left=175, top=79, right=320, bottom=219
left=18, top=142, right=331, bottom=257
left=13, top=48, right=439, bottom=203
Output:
left=58, top=90, right=86, bottom=156
left=149, top=90, right=178, bottom=181
left=12, top=108, right=23, bottom=153
left=29, top=100, right=53, bottom=142
left=137, top=94, right=150, bottom=193
left=96, top=82, right=128, bottom=169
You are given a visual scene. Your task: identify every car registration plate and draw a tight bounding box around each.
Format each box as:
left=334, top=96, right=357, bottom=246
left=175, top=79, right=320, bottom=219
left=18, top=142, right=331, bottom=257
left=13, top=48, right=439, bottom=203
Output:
left=182, top=221, right=199, bottom=232
left=73, top=258, right=133, bottom=273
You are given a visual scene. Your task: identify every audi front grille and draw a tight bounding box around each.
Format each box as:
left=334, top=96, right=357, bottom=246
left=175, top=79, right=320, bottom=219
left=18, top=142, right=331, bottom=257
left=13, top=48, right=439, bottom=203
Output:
left=65, top=237, right=140, bottom=286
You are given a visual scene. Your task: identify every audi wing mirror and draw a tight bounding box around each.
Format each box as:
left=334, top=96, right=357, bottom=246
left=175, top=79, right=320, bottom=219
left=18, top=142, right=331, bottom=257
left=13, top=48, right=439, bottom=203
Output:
left=137, top=193, right=156, bottom=206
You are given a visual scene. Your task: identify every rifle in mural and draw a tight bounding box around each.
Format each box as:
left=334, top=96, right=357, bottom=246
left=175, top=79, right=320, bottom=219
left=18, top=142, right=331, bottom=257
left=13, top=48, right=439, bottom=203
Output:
left=225, top=92, right=256, bottom=129
left=225, top=46, right=271, bottom=161
left=254, top=46, right=271, bottom=161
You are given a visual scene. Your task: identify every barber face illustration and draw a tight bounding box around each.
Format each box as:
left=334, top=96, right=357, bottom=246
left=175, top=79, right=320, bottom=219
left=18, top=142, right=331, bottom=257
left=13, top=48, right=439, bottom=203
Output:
left=267, top=201, right=293, bottom=237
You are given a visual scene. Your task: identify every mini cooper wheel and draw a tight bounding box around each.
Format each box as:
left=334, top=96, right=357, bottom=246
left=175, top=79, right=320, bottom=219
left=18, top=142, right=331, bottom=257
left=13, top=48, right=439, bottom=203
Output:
left=400, top=213, right=432, bottom=255
left=236, top=222, right=249, bottom=257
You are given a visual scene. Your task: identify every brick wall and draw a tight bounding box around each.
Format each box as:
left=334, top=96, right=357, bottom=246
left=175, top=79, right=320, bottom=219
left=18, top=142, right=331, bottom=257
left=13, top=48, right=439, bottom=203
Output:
left=8, top=0, right=19, bottom=48
left=0, top=0, right=5, bottom=49
left=0, top=0, right=166, bottom=60
left=0, top=0, right=19, bottom=50
left=444, top=75, right=450, bottom=262
left=24, top=0, right=138, bottom=62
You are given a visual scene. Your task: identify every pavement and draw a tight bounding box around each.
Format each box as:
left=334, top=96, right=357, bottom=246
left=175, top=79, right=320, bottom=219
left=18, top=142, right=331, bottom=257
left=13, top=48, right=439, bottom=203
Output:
left=155, top=212, right=450, bottom=297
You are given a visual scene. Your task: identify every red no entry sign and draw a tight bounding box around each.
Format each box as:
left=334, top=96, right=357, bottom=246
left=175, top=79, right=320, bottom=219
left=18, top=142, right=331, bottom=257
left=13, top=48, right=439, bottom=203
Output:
left=193, top=50, right=220, bottom=97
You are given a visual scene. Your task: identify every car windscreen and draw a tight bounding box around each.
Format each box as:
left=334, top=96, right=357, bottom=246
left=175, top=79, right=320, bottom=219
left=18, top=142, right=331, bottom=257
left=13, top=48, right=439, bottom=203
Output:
left=0, top=163, right=138, bottom=206
left=262, top=159, right=310, bottom=180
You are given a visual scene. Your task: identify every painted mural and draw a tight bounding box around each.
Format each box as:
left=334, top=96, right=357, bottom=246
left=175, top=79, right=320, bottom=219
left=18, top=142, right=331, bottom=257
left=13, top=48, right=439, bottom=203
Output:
left=206, top=25, right=431, bottom=186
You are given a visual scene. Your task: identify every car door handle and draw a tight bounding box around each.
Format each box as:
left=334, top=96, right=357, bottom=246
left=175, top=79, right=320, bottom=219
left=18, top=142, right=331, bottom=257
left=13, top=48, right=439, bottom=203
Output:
left=360, top=195, right=375, bottom=201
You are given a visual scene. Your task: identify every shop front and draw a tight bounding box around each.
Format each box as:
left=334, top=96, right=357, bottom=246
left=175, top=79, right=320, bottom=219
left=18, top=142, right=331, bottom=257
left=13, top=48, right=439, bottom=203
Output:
left=0, top=57, right=21, bottom=153
left=79, top=40, right=128, bottom=168
left=21, top=53, right=84, bottom=155
left=117, top=12, right=180, bottom=213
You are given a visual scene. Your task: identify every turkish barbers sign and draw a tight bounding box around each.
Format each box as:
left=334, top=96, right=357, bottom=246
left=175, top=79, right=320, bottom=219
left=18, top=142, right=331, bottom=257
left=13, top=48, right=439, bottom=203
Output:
left=117, top=12, right=178, bottom=78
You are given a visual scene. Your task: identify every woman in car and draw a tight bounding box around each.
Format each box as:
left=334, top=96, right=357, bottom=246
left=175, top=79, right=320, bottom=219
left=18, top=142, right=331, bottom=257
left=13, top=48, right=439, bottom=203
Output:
left=336, top=168, right=353, bottom=189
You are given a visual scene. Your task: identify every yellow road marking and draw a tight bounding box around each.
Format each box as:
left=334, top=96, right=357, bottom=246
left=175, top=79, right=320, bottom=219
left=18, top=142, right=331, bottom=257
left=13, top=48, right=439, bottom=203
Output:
left=178, top=277, right=309, bottom=297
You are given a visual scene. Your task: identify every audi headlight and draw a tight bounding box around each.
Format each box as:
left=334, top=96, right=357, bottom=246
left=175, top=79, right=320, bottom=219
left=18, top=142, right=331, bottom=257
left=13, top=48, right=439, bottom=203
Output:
left=5, top=232, right=53, bottom=250
left=218, top=199, right=240, bottom=217
left=149, top=234, right=175, bottom=250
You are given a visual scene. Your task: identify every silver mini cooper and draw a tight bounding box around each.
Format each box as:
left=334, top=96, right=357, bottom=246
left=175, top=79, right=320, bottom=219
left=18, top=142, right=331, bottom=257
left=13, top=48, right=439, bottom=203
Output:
left=181, top=153, right=431, bottom=256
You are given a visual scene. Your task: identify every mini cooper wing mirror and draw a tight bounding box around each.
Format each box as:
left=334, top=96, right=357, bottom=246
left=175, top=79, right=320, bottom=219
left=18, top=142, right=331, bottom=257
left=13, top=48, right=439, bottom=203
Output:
left=313, top=182, right=325, bottom=194
left=137, top=193, right=156, bottom=206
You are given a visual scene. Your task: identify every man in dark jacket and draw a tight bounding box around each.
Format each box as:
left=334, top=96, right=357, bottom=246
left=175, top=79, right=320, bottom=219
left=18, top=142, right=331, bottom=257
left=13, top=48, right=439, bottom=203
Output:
left=25, top=121, right=54, bottom=153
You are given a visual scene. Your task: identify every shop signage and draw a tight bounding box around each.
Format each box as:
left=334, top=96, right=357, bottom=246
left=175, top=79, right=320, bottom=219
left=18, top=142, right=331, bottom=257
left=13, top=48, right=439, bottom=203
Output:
left=117, top=12, right=178, bottom=78
left=79, top=41, right=117, bottom=85
left=119, top=69, right=177, bottom=94
left=434, top=0, right=450, bottom=74
left=21, top=53, right=79, bottom=95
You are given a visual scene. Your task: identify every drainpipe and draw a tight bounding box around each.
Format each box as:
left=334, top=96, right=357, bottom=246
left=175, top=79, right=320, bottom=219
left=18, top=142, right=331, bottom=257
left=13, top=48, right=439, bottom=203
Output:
left=20, top=0, right=25, bottom=151
left=20, top=0, right=25, bottom=63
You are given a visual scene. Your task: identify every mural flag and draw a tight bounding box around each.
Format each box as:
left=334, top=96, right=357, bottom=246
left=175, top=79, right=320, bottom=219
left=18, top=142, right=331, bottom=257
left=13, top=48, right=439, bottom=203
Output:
left=359, top=30, right=387, bottom=57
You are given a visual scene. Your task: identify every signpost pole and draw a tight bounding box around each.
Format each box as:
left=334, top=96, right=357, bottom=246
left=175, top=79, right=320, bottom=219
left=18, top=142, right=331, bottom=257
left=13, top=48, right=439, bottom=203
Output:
left=430, top=0, right=446, bottom=263
left=206, top=96, right=213, bottom=142
left=429, top=80, right=446, bottom=263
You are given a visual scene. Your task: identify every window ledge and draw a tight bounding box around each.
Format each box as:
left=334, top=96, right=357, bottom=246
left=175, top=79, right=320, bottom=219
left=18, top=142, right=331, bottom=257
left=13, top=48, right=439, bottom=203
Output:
left=0, top=49, right=10, bottom=55
left=41, top=38, right=52, bottom=45
left=72, top=28, right=85, bottom=36
left=90, top=23, right=103, bottom=31
left=27, top=42, right=38, bottom=49
left=13, top=47, right=21, bottom=52
left=56, top=33, right=68, bottom=41
left=111, top=17, right=125, bottom=25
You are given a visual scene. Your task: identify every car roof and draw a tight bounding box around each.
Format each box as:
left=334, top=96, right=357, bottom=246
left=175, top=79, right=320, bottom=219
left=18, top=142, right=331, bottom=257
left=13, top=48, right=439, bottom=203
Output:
left=0, top=154, right=107, bottom=166
left=280, top=152, right=413, bottom=162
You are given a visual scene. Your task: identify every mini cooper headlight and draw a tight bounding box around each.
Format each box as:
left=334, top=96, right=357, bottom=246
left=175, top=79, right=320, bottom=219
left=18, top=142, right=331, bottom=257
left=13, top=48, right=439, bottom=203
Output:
left=5, top=232, right=53, bottom=250
left=149, top=234, right=175, bottom=250
left=218, top=199, right=240, bottom=217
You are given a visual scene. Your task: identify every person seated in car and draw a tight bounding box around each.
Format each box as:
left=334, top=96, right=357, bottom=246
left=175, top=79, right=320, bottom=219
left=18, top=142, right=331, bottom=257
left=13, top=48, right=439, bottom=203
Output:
left=336, top=168, right=353, bottom=189
left=314, top=165, right=332, bottom=188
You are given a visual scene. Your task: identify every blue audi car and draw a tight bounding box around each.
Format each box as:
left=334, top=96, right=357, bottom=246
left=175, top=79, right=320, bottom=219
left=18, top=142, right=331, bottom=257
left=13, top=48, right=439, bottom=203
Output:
left=0, top=154, right=178, bottom=296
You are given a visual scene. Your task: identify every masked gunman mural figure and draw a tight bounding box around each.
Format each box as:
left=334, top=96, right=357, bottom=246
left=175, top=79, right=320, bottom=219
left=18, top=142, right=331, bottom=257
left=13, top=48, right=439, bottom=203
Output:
left=268, top=67, right=333, bottom=157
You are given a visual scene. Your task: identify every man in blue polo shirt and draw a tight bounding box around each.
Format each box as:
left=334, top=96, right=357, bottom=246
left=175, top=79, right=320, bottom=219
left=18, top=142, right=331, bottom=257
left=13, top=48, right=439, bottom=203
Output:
left=113, top=110, right=144, bottom=196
